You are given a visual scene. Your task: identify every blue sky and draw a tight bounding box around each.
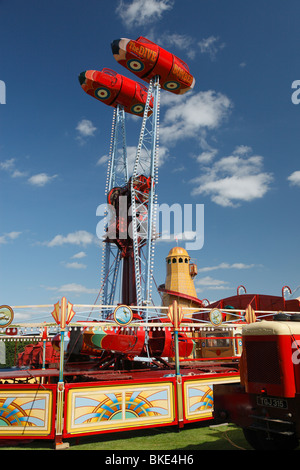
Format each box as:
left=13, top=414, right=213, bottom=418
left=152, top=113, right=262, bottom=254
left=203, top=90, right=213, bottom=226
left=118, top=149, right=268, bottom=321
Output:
left=1, top=0, right=300, bottom=321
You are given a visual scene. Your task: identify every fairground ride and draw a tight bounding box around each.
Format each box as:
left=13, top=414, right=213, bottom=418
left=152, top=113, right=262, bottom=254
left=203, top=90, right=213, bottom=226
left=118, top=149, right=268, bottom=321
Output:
left=3, top=37, right=298, bottom=450
left=79, top=37, right=196, bottom=321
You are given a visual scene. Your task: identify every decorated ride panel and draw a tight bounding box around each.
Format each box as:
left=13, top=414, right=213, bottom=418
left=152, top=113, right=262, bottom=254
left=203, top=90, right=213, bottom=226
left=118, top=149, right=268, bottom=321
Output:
left=0, top=384, right=56, bottom=438
left=64, top=379, right=176, bottom=436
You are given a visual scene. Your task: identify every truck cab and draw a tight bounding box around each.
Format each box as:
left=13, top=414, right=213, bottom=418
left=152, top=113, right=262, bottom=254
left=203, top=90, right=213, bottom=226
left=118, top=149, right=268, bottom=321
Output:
left=213, top=315, right=300, bottom=450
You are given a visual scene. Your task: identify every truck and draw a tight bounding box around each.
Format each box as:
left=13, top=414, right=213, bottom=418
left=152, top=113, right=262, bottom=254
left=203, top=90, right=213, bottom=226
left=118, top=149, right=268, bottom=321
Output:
left=213, top=313, right=300, bottom=450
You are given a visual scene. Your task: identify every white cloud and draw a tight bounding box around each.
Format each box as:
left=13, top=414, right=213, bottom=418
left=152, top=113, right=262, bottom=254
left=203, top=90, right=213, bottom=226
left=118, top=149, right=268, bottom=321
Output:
left=0, top=158, right=15, bottom=171
left=195, top=149, right=218, bottom=164
left=0, top=158, right=28, bottom=179
left=160, top=91, right=232, bottom=145
left=191, top=146, right=273, bottom=207
left=156, top=33, right=196, bottom=60
left=116, top=0, right=174, bottom=27
left=233, top=145, right=252, bottom=156
left=0, top=231, right=22, bottom=244
left=12, top=169, right=28, bottom=178
left=163, top=33, right=192, bottom=50
left=287, top=170, right=300, bottom=187
left=44, top=230, right=96, bottom=247
left=118, top=145, right=169, bottom=177
left=58, top=283, right=97, bottom=294
left=155, top=146, right=169, bottom=167
left=6, top=231, right=21, bottom=240
left=97, top=154, right=109, bottom=166
left=152, top=32, right=226, bottom=62
left=76, top=119, right=97, bottom=136
left=198, top=36, right=225, bottom=60
left=64, top=262, right=87, bottom=270
left=198, top=262, right=258, bottom=273
left=72, top=251, right=87, bottom=259
left=45, top=283, right=98, bottom=295
left=157, top=230, right=197, bottom=242
left=195, top=276, right=231, bottom=292
left=76, top=119, right=97, bottom=142
left=171, top=165, right=185, bottom=173
left=95, top=145, right=169, bottom=176
left=0, top=158, right=55, bottom=185
left=28, top=172, right=58, bottom=187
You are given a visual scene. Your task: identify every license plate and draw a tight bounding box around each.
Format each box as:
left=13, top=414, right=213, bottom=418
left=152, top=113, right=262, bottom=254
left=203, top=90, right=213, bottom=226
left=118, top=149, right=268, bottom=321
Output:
left=257, top=396, right=288, bottom=409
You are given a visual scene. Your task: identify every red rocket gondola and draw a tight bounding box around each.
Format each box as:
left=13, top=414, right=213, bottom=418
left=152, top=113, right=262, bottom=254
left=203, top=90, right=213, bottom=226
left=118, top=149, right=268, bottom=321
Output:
left=111, top=37, right=195, bottom=95
left=63, top=316, right=195, bottom=360
left=79, top=68, right=153, bottom=116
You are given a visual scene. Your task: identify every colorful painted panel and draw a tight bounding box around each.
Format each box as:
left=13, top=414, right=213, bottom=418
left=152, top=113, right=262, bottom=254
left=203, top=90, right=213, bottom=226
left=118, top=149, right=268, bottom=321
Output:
left=0, top=389, right=53, bottom=436
left=184, top=383, right=214, bottom=420
left=66, top=382, right=175, bottom=435
left=183, top=376, right=239, bottom=421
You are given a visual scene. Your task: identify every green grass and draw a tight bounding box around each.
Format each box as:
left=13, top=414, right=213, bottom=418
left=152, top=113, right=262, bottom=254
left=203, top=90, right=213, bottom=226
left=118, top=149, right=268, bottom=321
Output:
left=0, top=423, right=253, bottom=450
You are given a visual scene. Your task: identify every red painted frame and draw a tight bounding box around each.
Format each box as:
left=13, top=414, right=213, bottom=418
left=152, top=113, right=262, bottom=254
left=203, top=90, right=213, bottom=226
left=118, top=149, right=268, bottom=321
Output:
left=0, top=383, right=57, bottom=441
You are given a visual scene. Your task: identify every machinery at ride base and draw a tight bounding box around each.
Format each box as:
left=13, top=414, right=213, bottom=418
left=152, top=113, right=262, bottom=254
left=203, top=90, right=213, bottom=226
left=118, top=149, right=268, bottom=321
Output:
left=213, top=300, right=300, bottom=450
left=1, top=36, right=300, bottom=449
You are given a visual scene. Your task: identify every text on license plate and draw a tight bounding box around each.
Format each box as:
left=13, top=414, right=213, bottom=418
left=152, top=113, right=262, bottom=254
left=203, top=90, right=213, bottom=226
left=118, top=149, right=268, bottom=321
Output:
left=257, top=396, right=288, bottom=409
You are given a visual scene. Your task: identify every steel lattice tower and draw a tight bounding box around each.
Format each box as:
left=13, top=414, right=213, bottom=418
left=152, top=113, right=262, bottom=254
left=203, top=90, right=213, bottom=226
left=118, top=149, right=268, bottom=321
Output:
left=99, top=77, right=160, bottom=316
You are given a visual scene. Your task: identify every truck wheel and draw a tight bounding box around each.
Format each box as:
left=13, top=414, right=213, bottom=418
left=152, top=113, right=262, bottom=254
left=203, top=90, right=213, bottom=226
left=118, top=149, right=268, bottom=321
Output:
left=242, top=428, right=262, bottom=449
left=243, top=428, right=299, bottom=450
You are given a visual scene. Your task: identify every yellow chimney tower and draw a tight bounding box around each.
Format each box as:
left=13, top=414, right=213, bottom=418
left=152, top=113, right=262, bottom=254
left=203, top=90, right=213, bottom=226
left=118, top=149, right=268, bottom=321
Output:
left=159, top=247, right=202, bottom=316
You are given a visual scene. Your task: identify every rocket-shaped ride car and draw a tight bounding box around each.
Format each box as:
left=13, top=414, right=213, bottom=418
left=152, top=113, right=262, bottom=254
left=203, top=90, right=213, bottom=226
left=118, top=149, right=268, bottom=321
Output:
left=79, top=68, right=153, bottom=116
left=111, top=36, right=195, bottom=94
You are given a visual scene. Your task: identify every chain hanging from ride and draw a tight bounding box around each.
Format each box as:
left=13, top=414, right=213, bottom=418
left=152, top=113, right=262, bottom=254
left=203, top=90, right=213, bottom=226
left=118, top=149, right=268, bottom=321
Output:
left=100, top=105, right=128, bottom=310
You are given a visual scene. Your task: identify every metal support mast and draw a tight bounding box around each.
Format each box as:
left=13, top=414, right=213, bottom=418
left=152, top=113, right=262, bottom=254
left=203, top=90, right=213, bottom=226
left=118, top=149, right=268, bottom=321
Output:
left=99, top=78, right=161, bottom=315
left=100, top=105, right=128, bottom=309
